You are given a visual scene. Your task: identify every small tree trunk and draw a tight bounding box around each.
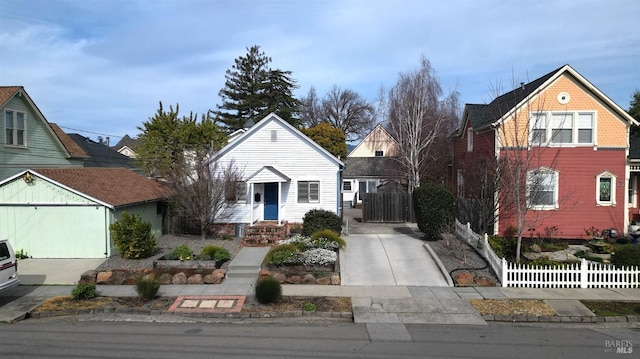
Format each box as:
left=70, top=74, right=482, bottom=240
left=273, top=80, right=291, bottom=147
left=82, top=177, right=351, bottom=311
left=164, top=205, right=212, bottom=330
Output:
left=516, top=234, right=522, bottom=263
left=200, top=222, right=207, bottom=240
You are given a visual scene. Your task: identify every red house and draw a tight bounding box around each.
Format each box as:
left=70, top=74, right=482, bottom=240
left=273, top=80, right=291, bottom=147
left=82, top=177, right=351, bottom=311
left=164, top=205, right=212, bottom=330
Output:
left=451, top=65, right=638, bottom=239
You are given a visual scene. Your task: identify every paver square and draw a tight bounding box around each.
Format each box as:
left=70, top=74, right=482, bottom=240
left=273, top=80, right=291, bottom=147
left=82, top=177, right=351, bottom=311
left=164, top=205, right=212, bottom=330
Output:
left=217, top=300, right=235, bottom=308
left=181, top=300, right=200, bottom=308
left=198, top=300, right=218, bottom=309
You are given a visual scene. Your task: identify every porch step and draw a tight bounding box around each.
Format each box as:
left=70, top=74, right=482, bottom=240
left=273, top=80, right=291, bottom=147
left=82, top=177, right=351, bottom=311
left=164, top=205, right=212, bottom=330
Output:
left=243, top=221, right=290, bottom=246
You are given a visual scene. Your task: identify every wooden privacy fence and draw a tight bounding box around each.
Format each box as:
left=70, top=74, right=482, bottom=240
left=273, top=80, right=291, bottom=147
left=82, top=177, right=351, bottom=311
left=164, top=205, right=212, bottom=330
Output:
left=454, top=219, right=640, bottom=288
left=362, top=192, right=416, bottom=223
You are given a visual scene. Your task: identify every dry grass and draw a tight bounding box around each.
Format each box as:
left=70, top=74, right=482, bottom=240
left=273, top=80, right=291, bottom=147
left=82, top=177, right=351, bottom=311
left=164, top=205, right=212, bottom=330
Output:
left=34, top=296, right=114, bottom=313
left=469, top=299, right=556, bottom=316
left=33, top=295, right=352, bottom=314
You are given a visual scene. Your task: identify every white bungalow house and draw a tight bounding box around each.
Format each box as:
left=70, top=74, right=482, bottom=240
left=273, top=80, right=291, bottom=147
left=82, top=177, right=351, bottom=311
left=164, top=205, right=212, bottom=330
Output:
left=212, top=113, right=345, bottom=244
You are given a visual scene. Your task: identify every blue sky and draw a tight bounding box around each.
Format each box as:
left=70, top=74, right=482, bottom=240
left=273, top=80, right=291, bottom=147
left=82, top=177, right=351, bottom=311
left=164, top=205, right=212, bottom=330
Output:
left=1, top=0, right=639, bottom=143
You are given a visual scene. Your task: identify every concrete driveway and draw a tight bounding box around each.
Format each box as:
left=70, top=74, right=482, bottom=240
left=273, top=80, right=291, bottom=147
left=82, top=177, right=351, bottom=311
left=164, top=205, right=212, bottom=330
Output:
left=339, top=233, right=450, bottom=286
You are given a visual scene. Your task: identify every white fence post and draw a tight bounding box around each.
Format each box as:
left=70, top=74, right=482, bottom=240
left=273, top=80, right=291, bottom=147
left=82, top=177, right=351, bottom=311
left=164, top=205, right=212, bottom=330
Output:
left=501, top=258, right=508, bottom=287
left=580, top=258, right=587, bottom=289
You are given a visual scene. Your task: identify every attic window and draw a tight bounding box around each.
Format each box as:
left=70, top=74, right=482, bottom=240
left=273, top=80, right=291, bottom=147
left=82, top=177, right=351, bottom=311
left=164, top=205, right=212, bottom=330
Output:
left=467, top=128, right=473, bottom=152
left=5, top=109, right=27, bottom=147
left=375, top=150, right=384, bottom=157
left=271, top=130, right=277, bottom=142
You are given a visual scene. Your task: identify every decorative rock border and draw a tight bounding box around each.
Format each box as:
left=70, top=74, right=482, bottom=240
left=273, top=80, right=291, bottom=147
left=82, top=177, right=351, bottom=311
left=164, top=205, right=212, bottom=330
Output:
left=80, top=269, right=227, bottom=285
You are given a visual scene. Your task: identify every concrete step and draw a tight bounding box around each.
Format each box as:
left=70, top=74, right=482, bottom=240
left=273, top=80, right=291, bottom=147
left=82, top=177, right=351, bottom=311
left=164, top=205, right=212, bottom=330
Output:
left=227, top=264, right=262, bottom=272
left=226, top=270, right=260, bottom=279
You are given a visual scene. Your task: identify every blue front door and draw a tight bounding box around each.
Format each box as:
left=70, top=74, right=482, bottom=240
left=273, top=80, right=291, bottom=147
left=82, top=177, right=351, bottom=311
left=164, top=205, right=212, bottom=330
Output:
left=264, top=183, right=278, bottom=220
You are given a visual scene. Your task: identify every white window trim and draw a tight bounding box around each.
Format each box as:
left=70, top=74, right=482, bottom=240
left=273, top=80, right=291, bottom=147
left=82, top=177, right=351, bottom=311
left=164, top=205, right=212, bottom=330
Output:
left=629, top=177, right=636, bottom=207
left=467, top=127, right=473, bottom=152
left=343, top=180, right=352, bottom=191
left=596, top=171, right=616, bottom=206
left=529, top=111, right=596, bottom=147
left=527, top=167, right=559, bottom=210
left=298, top=180, right=320, bottom=203
left=4, top=108, right=27, bottom=147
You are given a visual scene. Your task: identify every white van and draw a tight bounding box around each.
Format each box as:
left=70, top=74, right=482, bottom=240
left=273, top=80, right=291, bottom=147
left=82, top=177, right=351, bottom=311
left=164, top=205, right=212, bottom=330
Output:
left=0, top=239, right=20, bottom=293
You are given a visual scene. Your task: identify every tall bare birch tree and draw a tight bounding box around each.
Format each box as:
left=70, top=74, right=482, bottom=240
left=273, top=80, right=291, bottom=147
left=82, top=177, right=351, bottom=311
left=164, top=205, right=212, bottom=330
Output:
left=386, top=56, right=459, bottom=192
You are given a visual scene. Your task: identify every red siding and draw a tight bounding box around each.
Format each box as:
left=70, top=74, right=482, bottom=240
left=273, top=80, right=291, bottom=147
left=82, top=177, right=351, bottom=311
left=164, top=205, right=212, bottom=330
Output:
left=498, top=147, right=626, bottom=239
left=451, top=126, right=495, bottom=195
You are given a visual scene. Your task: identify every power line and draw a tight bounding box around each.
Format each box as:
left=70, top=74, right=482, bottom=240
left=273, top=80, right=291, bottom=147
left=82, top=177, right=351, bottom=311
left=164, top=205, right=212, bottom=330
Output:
left=57, top=126, right=132, bottom=139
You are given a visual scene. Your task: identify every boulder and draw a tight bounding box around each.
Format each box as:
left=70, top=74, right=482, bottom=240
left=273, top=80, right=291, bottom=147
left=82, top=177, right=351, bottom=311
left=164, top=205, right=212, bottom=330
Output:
left=530, top=244, right=542, bottom=253
left=454, top=271, right=474, bottom=286
left=96, top=271, right=113, bottom=284
left=159, top=273, right=173, bottom=285
left=203, top=272, right=224, bottom=284
left=330, top=274, right=341, bottom=285
left=286, top=275, right=301, bottom=284
left=315, top=276, right=331, bottom=285
left=258, top=269, right=271, bottom=279
left=475, top=276, right=497, bottom=287
left=80, top=270, right=97, bottom=284
left=301, top=273, right=316, bottom=284
left=187, top=274, right=203, bottom=284
left=272, top=272, right=287, bottom=283
left=172, top=272, right=188, bottom=284
left=123, top=276, right=137, bottom=285
left=213, top=269, right=227, bottom=276
left=108, top=271, right=127, bottom=285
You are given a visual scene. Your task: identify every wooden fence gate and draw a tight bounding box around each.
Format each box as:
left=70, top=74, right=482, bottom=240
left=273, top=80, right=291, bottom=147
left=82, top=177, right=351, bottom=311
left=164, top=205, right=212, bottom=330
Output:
left=362, top=192, right=416, bottom=223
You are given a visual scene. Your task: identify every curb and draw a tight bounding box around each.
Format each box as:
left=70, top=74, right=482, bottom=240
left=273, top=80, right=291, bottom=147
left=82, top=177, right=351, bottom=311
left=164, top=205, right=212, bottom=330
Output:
left=483, top=314, right=640, bottom=323
left=423, top=243, right=455, bottom=287
left=28, top=308, right=354, bottom=321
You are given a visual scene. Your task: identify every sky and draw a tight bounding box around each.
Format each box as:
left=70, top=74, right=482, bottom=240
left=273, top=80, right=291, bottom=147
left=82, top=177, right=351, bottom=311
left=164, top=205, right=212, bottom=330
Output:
left=1, top=0, right=639, bottom=144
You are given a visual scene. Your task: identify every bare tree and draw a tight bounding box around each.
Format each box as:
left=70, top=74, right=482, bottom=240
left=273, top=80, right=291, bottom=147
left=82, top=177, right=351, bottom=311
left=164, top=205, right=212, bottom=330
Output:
left=167, top=150, right=243, bottom=239
left=300, top=85, right=376, bottom=141
left=386, top=56, right=459, bottom=192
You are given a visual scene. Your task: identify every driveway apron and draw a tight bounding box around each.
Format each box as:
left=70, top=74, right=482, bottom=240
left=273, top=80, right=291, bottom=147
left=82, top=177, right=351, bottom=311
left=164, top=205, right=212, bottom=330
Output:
left=340, top=233, right=449, bottom=287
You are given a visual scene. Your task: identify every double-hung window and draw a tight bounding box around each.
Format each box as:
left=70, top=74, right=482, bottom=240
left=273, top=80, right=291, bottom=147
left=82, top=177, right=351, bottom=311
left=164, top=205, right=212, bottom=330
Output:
left=5, top=110, right=26, bottom=147
left=530, top=111, right=595, bottom=146
left=298, top=181, right=319, bottom=203
left=527, top=168, right=558, bottom=209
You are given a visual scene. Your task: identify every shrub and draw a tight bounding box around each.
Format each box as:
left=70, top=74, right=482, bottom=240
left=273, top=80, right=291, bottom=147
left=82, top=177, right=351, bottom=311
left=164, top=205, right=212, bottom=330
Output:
left=165, top=244, right=194, bottom=261
left=611, top=245, right=640, bottom=268
left=303, top=302, right=317, bottom=311
left=265, top=243, right=302, bottom=266
left=72, top=283, right=97, bottom=300
left=527, top=258, right=570, bottom=268
left=413, top=182, right=456, bottom=240
left=200, top=245, right=231, bottom=263
left=488, top=235, right=518, bottom=261
left=302, top=209, right=342, bottom=236
left=135, top=277, right=161, bottom=301
left=255, top=276, right=282, bottom=304
left=310, top=229, right=346, bottom=249
left=110, top=211, right=157, bottom=259
left=15, top=249, right=29, bottom=259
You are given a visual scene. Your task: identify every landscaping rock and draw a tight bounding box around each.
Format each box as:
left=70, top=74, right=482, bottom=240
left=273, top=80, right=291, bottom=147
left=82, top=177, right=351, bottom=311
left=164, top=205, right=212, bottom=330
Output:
left=272, top=272, right=287, bottom=283
left=454, top=272, right=474, bottom=286
left=187, top=274, right=203, bottom=284
left=123, top=276, right=137, bottom=285
left=172, top=272, right=187, bottom=284
left=301, top=274, right=316, bottom=284
left=80, top=270, right=97, bottom=284
left=96, top=271, right=113, bottom=284
left=109, top=271, right=127, bottom=285
left=159, top=273, right=173, bottom=284
left=204, top=272, right=224, bottom=284
left=530, top=244, right=542, bottom=253
left=287, top=275, right=301, bottom=284
left=475, top=276, right=497, bottom=287
left=331, top=274, right=341, bottom=285
left=316, top=276, right=331, bottom=285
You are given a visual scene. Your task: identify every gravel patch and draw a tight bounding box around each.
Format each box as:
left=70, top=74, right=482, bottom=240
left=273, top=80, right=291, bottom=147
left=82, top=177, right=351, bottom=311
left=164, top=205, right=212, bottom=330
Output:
left=428, top=233, right=499, bottom=284
left=95, top=234, right=243, bottom=272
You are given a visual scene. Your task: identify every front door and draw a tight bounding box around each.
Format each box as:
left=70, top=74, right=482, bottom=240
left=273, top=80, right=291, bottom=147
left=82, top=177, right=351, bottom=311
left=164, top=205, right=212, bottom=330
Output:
left=264, top=183, right=278, bottom=220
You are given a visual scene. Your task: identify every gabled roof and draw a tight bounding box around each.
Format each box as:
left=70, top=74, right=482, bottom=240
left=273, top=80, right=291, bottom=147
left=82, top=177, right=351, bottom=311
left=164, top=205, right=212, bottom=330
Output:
left=49, top=124, right=88, bottom=159
left=245, top=166, right=291, bottom=183
left=343, top=157, right=397, bottom=178
left=0, top=86, right=84, bottom=159
left=68, top=134, right=134, bottom=168
left=347, top=124, right=399, bottom=158
left=454, top=64, right=639, bottom=136
left=19, top=168, right=172, bottom=208
left=112, top=134, right=139, bottom=151
left=214, top=113, right=345, bottom=167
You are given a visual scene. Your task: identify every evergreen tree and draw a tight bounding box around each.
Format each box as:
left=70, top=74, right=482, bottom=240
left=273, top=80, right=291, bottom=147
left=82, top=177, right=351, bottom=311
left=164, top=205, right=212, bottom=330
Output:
left=217, top=45, right=300, bottom=131
left=629, top=90, right=640, bottom=137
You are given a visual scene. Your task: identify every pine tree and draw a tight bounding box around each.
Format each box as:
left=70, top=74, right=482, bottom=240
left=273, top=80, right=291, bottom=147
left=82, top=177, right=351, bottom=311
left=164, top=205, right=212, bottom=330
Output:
left=217, top=45, right=300, bottom=131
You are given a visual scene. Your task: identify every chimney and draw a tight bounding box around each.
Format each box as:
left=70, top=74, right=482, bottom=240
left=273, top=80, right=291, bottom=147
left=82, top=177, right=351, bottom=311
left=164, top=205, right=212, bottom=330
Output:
left=520, top=82, right=525, bottom=91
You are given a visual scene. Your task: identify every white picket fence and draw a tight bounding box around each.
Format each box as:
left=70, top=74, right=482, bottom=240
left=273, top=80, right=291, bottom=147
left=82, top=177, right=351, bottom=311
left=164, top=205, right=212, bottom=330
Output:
left=454, top=219, right=640, bottom=289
